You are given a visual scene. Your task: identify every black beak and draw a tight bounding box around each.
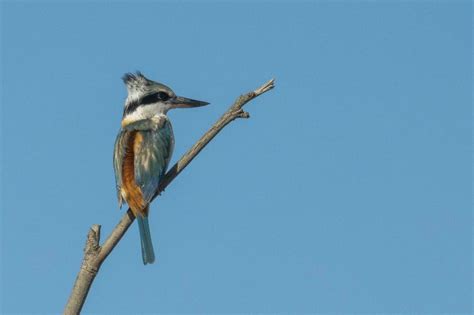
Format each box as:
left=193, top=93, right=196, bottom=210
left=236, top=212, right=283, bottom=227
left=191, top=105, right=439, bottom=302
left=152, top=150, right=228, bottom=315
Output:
left=171, top=96, right=210, bottom=108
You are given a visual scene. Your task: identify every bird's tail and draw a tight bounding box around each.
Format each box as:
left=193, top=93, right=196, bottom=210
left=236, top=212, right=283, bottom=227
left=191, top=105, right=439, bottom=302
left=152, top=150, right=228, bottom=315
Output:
left=137, top=213, right=155, bottom=265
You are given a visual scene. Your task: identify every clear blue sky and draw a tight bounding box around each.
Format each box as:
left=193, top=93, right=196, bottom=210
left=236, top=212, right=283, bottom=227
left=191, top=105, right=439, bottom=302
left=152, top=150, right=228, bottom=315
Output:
left=1, top=1, right=471, bottom=314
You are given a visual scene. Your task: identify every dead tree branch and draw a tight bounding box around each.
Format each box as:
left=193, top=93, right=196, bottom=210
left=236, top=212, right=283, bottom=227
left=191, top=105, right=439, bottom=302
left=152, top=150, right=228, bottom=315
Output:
left=63, top=79, right=275, bottom=315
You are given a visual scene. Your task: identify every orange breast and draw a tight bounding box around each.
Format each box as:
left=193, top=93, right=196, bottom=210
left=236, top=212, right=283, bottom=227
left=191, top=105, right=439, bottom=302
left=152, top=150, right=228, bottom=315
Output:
left=122, top=131, right=147, bottom=217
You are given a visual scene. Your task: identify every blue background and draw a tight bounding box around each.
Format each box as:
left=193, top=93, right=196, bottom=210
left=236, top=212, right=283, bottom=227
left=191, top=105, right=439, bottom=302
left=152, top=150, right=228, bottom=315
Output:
left=1, top=1, right=472, bottom=314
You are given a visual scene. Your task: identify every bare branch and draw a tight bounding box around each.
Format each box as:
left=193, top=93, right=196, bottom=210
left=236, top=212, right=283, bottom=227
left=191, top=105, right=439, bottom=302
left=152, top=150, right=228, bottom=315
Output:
left=63, top=79, right=275, bottom=315
left=64, top=225, right=101, bottom=314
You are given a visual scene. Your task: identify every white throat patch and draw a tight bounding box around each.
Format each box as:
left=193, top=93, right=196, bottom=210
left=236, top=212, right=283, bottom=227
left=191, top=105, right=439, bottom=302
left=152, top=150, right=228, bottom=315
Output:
left=122, top=104, right=169, bottom=127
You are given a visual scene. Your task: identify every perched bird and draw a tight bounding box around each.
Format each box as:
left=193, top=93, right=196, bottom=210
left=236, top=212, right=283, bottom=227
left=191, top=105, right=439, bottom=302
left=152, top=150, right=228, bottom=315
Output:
left=113, top=72, right=209, bottom=264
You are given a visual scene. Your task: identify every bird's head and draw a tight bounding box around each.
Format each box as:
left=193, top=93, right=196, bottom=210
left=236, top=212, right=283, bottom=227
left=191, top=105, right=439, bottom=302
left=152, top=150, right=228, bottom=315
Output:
left=121, top=72, right=209, bottom=126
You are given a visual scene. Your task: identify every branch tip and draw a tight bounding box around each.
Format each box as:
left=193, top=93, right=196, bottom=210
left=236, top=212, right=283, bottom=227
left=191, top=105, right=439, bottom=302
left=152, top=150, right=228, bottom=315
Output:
left=254, top=78, right=275, bottom=96
left=239, top=111, right=250, bottom=118
left=85, top=225, right=101, bottom=253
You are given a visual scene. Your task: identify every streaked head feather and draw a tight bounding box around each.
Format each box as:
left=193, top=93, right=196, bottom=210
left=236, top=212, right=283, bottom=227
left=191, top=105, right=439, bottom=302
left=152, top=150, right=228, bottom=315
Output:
left=122, top=71, right=174, bottom=102
left=121, top=71, right=175, bottom=125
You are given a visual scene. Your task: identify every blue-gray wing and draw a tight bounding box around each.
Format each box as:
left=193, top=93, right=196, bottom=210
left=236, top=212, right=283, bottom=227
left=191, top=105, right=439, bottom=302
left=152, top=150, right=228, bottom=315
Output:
left=134, top=119, right=174, bottom=204
left=113, top=130, right=131, bottom=208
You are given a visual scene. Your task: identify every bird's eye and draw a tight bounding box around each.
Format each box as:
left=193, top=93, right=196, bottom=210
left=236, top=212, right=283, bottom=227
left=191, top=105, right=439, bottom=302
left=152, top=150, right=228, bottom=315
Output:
left=157, top=92, right=170, bottom=101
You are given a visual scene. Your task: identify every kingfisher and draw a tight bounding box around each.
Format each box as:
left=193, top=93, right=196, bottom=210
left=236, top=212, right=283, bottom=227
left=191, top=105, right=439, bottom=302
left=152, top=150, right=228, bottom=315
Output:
left=113, top=72, right=209, bottom=264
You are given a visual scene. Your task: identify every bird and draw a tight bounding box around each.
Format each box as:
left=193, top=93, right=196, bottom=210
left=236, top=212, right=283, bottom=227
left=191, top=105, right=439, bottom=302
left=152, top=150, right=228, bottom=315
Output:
left=113, top=72, right=209, bottom=264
